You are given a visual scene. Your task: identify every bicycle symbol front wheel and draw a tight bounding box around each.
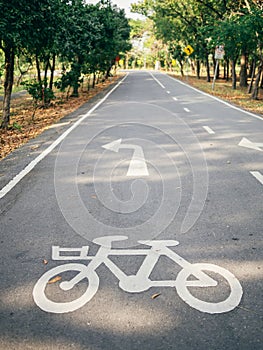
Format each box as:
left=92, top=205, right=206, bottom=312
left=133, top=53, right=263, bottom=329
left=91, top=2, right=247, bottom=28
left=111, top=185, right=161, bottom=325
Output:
left=176, top=263, right=243, bottom=314
left=33, top=263, right=99, bottom=313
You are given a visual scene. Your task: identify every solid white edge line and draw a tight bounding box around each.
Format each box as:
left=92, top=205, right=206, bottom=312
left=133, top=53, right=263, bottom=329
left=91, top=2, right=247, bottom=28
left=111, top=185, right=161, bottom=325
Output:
left=166, top=74, right=263, bottom=121
left=0, top=74, right=129, bottom=199
left=250, top=171, right=263, bottom=185
left=203, top=126, right=215, bottom=135
left=149, top=72, right=166, bottom=89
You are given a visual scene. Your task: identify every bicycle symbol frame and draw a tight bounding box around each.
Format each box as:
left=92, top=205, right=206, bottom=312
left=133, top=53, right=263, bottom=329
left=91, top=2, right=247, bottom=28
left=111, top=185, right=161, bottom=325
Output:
left=33, top=236, right=243, bottom=314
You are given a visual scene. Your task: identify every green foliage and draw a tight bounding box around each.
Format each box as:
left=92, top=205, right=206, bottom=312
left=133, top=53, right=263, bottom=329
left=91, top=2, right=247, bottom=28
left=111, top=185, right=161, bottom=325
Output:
left=0, top=0, right=131, bottom=127
left=12, top=122, right=22, bottom=132
left=131, top=0, right=263, bottom=89
left=22, top=79, right=55, bottom=106
left=54, top=66, right=83, bottom=98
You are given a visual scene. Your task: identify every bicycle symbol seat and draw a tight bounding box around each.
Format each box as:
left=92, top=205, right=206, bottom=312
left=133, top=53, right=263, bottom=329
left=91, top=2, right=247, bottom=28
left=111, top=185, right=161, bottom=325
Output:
left=33, top=235, right=243, bottom=314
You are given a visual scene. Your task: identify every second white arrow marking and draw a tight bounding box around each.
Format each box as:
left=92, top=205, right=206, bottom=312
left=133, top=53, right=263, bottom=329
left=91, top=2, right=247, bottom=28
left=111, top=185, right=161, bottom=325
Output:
left=239, top=137, right=263, bottom=152
left=102, top=139, right=149, bottom=177
left=250, top=171, right=263, bottom=186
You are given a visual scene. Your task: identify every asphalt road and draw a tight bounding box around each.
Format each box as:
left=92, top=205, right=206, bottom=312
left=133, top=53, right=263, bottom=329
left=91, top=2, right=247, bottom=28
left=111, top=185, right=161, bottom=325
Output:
left=0, top=71, right=262, bottom=350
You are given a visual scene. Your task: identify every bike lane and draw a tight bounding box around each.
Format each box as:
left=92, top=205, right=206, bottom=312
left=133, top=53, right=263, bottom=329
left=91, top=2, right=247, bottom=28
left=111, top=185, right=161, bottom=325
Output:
left=0, top=71, right=262, bottom=350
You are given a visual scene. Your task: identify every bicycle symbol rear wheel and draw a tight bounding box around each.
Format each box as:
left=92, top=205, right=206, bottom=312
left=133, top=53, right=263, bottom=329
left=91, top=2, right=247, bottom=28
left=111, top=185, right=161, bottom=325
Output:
left=33, top=263, right=99, bottom=313
left=176, top=263, right=243, bottom=314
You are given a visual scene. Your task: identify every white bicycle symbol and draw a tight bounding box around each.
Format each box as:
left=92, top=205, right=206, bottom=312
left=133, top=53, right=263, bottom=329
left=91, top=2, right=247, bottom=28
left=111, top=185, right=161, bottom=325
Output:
left=33, top=236, right=243, bottom=314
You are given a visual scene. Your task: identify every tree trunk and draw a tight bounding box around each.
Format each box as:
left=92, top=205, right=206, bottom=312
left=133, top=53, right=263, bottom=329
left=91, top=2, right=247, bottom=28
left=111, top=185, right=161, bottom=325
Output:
left=205, top=54, right=210, bottom=82
left=231, top=59, right=237, bottom=90
left=251, top=57, right=263, bottom=100
left=106, top=59, right=115, bottom=78
left=239, top=52, right=248, bottom=87
left=44, top=58, right=49, bottom=87
left=248, top=58, right=254, bottom=78
left=71, top=61, right=81, bottom=97
left=16, top=56, right=32, bottom=86
left=36, top=54, right=42, bottom=84
left=49, top=54, right=56, bottom=90
left=196, top=59, right=200, bottom=79
left=1, top=45, right=15, bottom=129
left=105, top=64, right=112, bottom=79
left=92, top=73, right=96, bottom=89
left=226, top=59, right=230, bottom=81
left=96, top=73, right=100, bottom=85
left=179, top=61, right=184, bottom=77
left=247, top=58, right=256, bottom=94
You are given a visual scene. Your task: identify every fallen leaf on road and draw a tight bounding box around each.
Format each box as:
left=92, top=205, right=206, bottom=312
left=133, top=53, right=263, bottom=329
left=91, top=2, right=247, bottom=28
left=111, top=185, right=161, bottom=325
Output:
left=43, top=259, right=48, bottom=265
left=48, top=276, right=62, bottom=284
left=151, top=293, right=161, bottom=300
left=91, top=195, right=97, bottom=199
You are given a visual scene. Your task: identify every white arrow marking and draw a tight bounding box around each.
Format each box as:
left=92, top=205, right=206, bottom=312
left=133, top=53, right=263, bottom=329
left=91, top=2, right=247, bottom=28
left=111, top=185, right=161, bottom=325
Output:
left=102, top=139, right=149, bottom=177
left=250, top=171, right=263, bottom=185
left=102, top=139, right=122, bottom=153
left=238, top=138, right=263, bottom=152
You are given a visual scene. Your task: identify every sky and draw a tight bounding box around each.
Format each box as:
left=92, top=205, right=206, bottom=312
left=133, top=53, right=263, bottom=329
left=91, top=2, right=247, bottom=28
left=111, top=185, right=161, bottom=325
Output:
left=87, top=0, right=142, bottom=19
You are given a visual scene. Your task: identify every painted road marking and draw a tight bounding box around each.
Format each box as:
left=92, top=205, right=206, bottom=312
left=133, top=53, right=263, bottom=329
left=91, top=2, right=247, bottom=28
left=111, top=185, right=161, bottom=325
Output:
left=33, top=236, right=243, bottom=314
left=239, top=137, right=263, bottom=152
left=102, top=139, right=149, bottom=177
left=184, top=108, right=190, bottom=113
left=250, top=171, right=263, bottom=185
left=167, top=91, right=171, bottom=94
left=203, top=126, right=215, bottom=135
left=173, top=97, right=178, bottom=101
left=150, top=72, right=165, bottom=89
left=167, top=74, right=263, bottom=121
left=0, top=75, right=129, bottom=199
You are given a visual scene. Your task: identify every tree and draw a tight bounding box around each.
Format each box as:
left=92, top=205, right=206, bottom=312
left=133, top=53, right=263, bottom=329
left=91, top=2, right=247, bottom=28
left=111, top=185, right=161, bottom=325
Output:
left=87, top=0, right=131, bottom=79
left=132, top=0, right=263, bottom=93
left=0, top=0, right=131, bottom=127
left=55, top=0, right=102, bottom=96
left=132, top=0, right=221, bottom=81
left=56, top=0, right=130, bottom=96
left=25, top=0, right=62, bottom=90
left=0, top=0, right=28, bottom=128
left=0, top=0, right=61, bottom=128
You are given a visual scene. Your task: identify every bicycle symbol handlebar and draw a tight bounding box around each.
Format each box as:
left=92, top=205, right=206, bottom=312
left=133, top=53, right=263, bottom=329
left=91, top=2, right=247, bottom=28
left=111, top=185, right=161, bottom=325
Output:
left=33, top=236, right=243, bottom=314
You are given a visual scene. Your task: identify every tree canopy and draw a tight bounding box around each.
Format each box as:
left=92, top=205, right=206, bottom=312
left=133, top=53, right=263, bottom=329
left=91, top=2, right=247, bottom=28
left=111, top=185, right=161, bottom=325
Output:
left=0, top=0, right=131, bottom=128
left=131, top=0, right=263, bottom=96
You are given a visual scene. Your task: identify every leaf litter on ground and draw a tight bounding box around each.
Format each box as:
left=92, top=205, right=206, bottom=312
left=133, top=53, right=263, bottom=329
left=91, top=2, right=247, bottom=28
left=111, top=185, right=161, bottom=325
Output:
left=0, top=75, right=122, bottom=160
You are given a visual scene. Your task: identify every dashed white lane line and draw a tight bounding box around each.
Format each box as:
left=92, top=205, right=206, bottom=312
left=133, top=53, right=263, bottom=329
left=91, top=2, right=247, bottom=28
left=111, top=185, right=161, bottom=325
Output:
left=203, top=126, right=215, bottom=134
left=150, top=72, right=165, bottom=89
left=250, top=171, right=263, bottom=186
left=184, top=108, right=190, bottom=113
left=0, top=74, right=129, bottom=200
left=167, top=91, right=171, bottom=94
left=173, top=97, right=178, bottom=101
left=167, top=74, right=263, bottom=121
